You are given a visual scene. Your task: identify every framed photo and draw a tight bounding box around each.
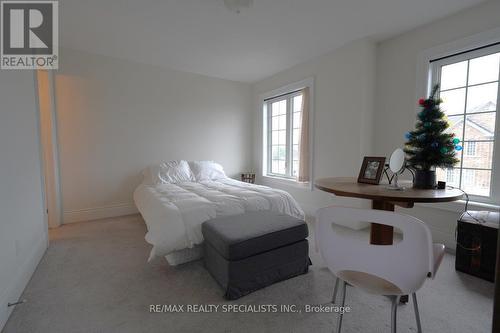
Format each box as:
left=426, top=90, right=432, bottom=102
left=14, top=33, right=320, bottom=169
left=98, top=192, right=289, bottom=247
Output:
left=357, top=157, right=386, bottom=184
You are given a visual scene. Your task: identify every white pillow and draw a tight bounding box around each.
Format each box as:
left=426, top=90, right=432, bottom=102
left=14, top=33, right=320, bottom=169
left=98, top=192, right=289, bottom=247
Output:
left=142, top=160, right=194, bottom=184
left=189, top=161, right=227, bottom=181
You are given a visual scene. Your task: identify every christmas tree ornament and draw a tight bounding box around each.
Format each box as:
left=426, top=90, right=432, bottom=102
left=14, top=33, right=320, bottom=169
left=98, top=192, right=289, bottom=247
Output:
left=404, top=132, right=412, bottom=140
left=455, top=145, right=463, bottom=151
left=404, top=84, right=459, bottom=189
left=453, top=138, right=460, bottom=144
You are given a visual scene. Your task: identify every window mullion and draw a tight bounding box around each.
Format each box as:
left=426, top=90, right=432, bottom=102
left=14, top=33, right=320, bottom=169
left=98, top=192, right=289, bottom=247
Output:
left=458, top=60, right=470, bottom=190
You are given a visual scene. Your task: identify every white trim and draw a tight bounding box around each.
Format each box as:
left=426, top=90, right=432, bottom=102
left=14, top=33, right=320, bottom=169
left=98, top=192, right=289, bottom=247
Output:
left=261, top=174, right=312, bottom=189
left=63, top=202, right=138, bottom=224
left=47, top=71, right=63, bottom=228
left=417, top=200, right=500, bottom=213
left=36, top=70, right=63, bottom=229
left=32, top=70, right=50, bottom=247
left=265, top=90, right=303, bottom=178
left=0, top=233, right=47, bottom=331
left=260, top=78, right=314, bottom=101
left=259, top=77, right=315, bottom=190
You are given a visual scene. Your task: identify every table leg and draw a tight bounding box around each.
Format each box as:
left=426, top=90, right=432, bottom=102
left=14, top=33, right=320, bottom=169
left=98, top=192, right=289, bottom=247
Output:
left=370, top=200, right=394, bottom=245
left=371, top=200, right=408, bottom=304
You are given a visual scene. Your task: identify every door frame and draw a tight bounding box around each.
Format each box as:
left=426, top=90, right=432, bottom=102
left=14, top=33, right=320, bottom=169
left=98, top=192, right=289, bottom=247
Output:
left=35, top=70, right=62, bottom=230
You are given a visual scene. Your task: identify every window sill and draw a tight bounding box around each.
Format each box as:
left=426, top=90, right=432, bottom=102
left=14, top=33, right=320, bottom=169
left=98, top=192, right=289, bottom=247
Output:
left=416, top=200, right=500, bottom=213
left=261, top=175, right=312, bottom=190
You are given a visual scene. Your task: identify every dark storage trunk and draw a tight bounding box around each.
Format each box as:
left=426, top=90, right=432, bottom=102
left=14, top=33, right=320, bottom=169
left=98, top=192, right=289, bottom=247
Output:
left=455, top=211, right=499, bottom=282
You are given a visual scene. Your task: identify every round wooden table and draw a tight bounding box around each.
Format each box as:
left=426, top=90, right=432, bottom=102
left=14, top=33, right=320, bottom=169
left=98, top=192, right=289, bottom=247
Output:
left=315, top=177, right=463, bottom=303
left=315, top=177, right=464, bottom=245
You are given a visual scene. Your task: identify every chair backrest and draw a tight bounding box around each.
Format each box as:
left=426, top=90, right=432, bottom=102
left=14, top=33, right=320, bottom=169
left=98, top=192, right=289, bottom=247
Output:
left=316, top=206, right=434, bottom=295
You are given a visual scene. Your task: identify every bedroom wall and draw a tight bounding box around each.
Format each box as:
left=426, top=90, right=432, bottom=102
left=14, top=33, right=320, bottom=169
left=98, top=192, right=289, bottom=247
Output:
left=55, top=49, right=253, bottom=223
left=0, top=71, right=48, bottom=330
left=252, top=38, right=377, bottom=216
left=374, top=0, right=500, bottom=248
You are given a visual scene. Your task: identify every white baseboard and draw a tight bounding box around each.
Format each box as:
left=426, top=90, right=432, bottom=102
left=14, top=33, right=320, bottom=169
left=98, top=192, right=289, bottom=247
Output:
left=0, top=234, right=47, bottom=331
left=63, top=202, right=138, bottom=224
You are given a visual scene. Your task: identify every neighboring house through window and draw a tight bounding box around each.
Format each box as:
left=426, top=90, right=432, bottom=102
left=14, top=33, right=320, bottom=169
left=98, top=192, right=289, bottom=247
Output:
left=431, top=43, right=499, bottom=198
left=465, top=141, right=477, bottom=156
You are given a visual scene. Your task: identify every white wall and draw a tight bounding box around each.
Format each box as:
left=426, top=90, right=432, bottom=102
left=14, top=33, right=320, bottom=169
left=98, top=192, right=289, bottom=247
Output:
left=374, top=0, right=500, bottom=248
left=55, top=49, right=253, bottom=223
left=0, top=71, right=48, bottom=330
left=252, top=39, right=377, bottom=216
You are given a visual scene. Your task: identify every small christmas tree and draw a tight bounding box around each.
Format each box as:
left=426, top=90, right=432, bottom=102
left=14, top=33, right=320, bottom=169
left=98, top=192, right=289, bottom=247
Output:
left=404, top=84, right=460, bottom=172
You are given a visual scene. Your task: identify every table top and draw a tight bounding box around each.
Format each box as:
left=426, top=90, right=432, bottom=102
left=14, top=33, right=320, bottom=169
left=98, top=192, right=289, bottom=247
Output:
left=315, top=177, right=464, bottom=203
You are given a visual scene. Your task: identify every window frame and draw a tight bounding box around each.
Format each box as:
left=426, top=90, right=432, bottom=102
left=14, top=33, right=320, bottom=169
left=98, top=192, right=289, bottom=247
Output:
left=260, top=78, right=314, bottom=189
left=265, top=91, right=303, bottom=179
left=428, top=43, right=500, bottom=204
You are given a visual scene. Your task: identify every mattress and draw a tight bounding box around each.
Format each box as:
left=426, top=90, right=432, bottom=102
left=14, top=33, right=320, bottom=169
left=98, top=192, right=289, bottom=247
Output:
left=133, top=178, right=304, bottom=261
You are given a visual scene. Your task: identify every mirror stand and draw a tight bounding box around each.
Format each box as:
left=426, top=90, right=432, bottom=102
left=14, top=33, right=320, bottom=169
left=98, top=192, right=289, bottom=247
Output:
left=386, top=172, right=405, bottom=191
left=386, top=148, right=407, bottom=191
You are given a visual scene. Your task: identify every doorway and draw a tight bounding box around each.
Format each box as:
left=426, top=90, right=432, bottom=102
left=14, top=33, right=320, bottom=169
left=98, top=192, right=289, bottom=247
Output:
left=36, top=70, right=62, bottom=229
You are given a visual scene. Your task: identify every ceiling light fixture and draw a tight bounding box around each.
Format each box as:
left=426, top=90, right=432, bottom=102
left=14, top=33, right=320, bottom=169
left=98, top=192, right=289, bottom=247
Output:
left=223, top=0, right=253, bottom=14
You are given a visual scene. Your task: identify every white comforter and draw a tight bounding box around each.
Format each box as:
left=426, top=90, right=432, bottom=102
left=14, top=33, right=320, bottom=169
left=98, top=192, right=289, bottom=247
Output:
left=133, top=178, right=304, bottom=261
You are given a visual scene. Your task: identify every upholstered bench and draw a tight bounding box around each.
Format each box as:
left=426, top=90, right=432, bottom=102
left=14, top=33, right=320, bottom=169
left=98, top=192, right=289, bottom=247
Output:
left=202, top=211, right=310, bottom=300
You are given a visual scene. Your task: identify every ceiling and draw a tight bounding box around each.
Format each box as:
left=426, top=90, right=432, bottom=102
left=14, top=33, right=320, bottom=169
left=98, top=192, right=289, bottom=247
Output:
left=60, top=0, right=486, bottom=82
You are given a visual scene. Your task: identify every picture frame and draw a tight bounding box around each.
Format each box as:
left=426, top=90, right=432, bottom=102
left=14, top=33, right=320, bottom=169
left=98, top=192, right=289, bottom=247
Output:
left=357, top=156, right=386, bottom=184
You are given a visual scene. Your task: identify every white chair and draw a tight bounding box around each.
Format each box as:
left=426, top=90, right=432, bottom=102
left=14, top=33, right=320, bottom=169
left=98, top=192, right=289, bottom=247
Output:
left=316, top=206, right=445, bottom=333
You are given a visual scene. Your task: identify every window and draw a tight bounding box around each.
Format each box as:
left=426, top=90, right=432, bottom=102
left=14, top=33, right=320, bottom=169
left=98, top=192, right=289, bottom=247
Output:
left=446, top=169, right=456, bottom=183
left=262, top=78, right=314, bottom=185
left=266, top=91, right=303, bottom=178
left=465, top=141, right=476, bottom=156
left=463, top=169, right=476, bottom=187
left=432, top=44, right=500, bottom=198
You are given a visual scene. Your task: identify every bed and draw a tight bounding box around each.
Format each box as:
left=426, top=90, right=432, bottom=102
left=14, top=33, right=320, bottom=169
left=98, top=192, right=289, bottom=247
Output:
left=133, top=160, right=304, bottom=265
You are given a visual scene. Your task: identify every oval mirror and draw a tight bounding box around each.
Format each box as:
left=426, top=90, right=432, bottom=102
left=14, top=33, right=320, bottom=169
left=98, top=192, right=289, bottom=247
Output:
left=389, top=148, right=405, bottom=174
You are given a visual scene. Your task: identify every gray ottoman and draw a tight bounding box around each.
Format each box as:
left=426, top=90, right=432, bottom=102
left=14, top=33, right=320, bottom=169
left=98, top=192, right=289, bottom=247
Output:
left=202, top=211, right=310, bottom=300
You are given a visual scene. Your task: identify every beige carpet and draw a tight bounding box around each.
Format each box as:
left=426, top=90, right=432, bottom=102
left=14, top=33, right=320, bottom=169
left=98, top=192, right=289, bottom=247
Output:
left=3, top=214, right=494, bottom=333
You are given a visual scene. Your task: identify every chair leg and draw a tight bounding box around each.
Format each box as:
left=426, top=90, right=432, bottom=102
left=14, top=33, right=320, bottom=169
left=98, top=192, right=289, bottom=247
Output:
left=336, top=280, right=347, bottom=333
left=412, top=293, right=423, bottom=333
left=331, top=277, right=339, bottom=304
left=391, top=296, right=401, bottom=333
